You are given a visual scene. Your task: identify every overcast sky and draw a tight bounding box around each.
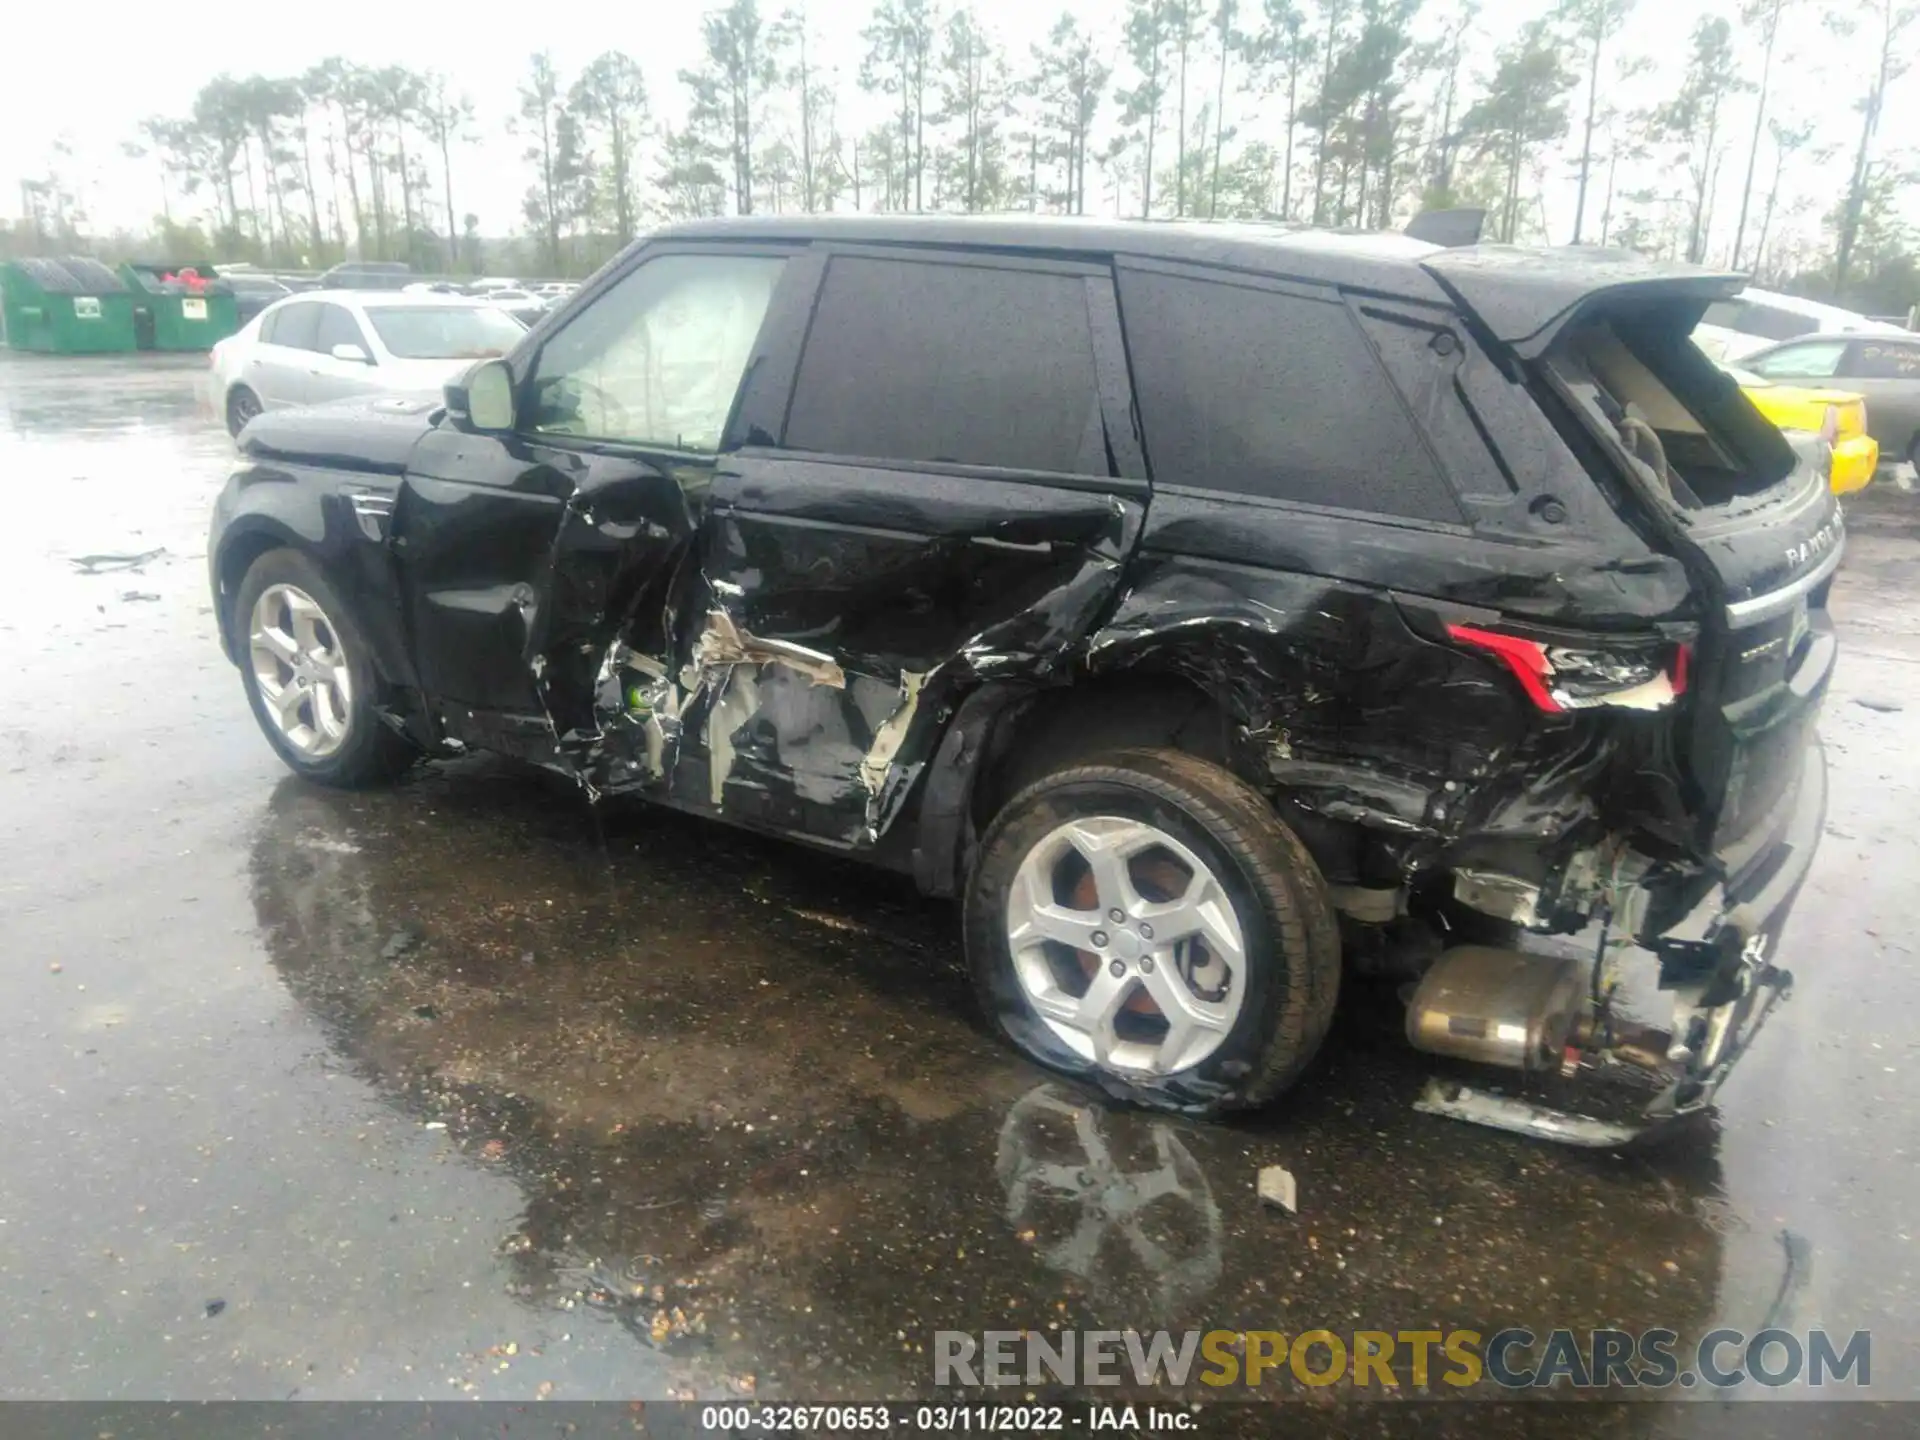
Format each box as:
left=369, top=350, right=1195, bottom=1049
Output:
left=3, top=0, right=1915, bottom=264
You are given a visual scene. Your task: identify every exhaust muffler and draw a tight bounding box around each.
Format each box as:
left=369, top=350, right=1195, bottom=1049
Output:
left=1405, top=945, right=1585, bottom=1071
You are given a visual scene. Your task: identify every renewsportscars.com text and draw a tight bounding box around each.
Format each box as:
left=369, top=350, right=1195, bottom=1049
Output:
left=933, top=1327, right=1871, bottom=1391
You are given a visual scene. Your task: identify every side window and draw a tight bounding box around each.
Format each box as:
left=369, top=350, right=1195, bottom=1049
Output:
left=1747, top=340, right=1847, bottom=379
left=782, top=256, right=1105, bottom=475
left=269, top=302, right=320, bottom=352
left=1117, top=268, right=1463, bottom=522
left=529, top=252, right=785, bottom=450
left=258, top=308, right=279, bottom=343
left=315, top=304, right=367, bottom=355
left=1846, top=341, right=1920, bottom=380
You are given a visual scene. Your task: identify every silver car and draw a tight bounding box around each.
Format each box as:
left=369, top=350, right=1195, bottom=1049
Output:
left=210, top=290, right=529, bottom=436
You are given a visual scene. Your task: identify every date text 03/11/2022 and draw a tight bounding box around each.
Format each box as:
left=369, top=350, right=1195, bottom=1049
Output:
left=697, top=1404, right=1197, bottom=1432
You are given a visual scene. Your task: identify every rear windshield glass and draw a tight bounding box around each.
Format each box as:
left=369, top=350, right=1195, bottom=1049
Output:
left=1545, top=306, right=1799, bottom=511
left=366, top=305, right=526, bottom=359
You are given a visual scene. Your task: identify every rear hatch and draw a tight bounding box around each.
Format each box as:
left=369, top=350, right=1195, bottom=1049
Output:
left=1427, top=251, right=1840, bottom=867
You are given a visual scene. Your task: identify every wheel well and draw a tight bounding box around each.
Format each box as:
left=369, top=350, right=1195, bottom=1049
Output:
left=214, top=532, right=290, bottom=656
left=969, top=673, right=1246, bottom=831
left=962, top=671, right=1368, bottom=889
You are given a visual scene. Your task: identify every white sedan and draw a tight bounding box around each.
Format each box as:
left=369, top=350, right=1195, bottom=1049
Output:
left=210, top=290, right=529, bottom=436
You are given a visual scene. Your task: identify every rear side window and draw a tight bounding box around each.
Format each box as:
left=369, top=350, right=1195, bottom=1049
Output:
left=316, top=304, right=366, bottom=354
left=269, top=302, right=321, bottom=351
left=1116, top=268, right=1462, bottom=522
left=1847, top=340, right=1920, bottom=380
left=783, top=256, right=1105, bottom=475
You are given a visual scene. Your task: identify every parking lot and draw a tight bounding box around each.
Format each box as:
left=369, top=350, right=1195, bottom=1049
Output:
left=1, top=352, right=1917, bottom=1429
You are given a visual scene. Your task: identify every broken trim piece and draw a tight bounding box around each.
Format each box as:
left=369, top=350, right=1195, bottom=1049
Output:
left=1413, top=1079, right=1642, bottom=1148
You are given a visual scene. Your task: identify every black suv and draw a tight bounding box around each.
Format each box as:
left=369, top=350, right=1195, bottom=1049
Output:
left=209, top=217, right=1838, bottom=1139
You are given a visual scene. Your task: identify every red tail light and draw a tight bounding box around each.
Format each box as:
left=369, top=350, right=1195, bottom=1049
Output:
left=1447, top=624, right=1689, bottom=714
left=1446, top=625, right=1560, bottom=711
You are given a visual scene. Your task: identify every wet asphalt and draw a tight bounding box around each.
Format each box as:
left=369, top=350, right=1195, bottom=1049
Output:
left=0, top=352, right=1916, bottom=1434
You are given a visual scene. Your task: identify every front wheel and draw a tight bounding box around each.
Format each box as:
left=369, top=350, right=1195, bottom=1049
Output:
left=964, top=747, right=1340, bottom=1117
left=233, top=548, right=416, bottom=787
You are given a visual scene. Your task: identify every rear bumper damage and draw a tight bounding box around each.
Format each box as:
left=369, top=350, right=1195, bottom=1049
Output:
left=1412, top=739, right=1824, bottom=1147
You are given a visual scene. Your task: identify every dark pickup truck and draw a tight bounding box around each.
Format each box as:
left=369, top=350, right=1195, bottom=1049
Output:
left=209, top=216, right=1837, bottom=1142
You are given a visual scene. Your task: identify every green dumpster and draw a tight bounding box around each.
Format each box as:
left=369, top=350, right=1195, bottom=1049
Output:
left=119, top=262, right=240, bottom=351
left=0, top=257, right=138, bottom=353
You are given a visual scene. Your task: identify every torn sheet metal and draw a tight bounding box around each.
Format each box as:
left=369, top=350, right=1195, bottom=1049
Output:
left=854, top=670, right=932, bottom=839
left=682, top=607, right=847, bottom=691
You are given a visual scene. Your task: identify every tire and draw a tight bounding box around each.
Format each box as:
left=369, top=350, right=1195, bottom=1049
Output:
left=232, top=548, right=416, bottom=788
left=964, top=746, right=1341, bottom=1117
left=226, top=384, right=262, bottom=438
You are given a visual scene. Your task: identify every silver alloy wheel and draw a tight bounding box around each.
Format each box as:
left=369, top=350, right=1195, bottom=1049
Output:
left=1005, top=816, right=1248, bottom=1077
left=248, top=583, right=354, bottom=759
left=229, top=387, right=261, bottom=432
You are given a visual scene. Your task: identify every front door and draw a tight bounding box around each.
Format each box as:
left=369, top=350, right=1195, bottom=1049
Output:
left=304, top=302, right=379, bottom=404
left=689, top=246, right=1149, bottom=846
left=389, top=244, right=799, bottom=783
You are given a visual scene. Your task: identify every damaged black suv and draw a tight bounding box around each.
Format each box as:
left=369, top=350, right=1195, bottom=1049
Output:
left=210, top=217, right=1838, bottom=1138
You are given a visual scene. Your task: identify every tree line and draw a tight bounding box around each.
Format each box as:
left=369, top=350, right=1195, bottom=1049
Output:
left=10, top=0, right=1918, bottom=311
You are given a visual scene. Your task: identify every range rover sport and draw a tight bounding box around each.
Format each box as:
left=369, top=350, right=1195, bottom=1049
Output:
left=208, top=217, right=1838, bottom=1141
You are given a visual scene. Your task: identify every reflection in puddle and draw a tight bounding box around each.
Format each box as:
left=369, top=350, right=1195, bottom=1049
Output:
left=243, top=764, right=1744, bottom=1409
left=998, top=1086, right=1221, bottom=1323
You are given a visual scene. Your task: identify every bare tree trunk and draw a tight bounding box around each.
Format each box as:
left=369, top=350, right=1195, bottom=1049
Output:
left=1175, top=8, right=1190, bottom=215
left=1311, top=5, right=1337, bottom=222
left=1572, top=14, right=1602, bottom=242
left=1209, top=14, right=1229, bottom=217
left=1281, top=47, right=1297, bottom=220
left=300, top=126, right=323, bottom=261
left=1730, top=0, right=1781, bottom=269
left=439, top=128, right=458, bottom=269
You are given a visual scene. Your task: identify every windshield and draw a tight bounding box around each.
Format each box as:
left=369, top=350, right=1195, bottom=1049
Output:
left=365, top=305, right=526, bottom=359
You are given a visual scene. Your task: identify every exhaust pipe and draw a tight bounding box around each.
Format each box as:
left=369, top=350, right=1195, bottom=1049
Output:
left=1405, top=946, right=1585, bottom=1071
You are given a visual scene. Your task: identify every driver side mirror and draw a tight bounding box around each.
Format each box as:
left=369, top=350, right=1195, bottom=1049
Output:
left=330, top=342, right=372, bottom=364
left=448, top=358, right=515, bottom=432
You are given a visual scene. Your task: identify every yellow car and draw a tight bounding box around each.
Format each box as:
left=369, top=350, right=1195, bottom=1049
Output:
left=1729, top=366, right=1879, bottom=495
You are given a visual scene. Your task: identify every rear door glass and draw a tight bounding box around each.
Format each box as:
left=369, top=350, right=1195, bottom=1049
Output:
left=1116, top=266, right=1462, bottom=522
left=270, top=302, right=322, bottom=352
left=1845, top=340, right=1920, bottom=380
left=315, top=304, right=367, bottom=355
left=782, top=255, right=1105, bottom=476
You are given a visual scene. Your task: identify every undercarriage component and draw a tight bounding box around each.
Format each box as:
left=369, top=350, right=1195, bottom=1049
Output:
left=1450, top=869, right=1543, bottom=928
left=1404, top=945, right=1584, bottom=1071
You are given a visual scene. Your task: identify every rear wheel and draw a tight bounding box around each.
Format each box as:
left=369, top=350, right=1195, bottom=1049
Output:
left=226, top=384, right=262, bottom=437
left=964, top=747, right=1340, bottom=1116
left=233, top=548, right=415, bottom=787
